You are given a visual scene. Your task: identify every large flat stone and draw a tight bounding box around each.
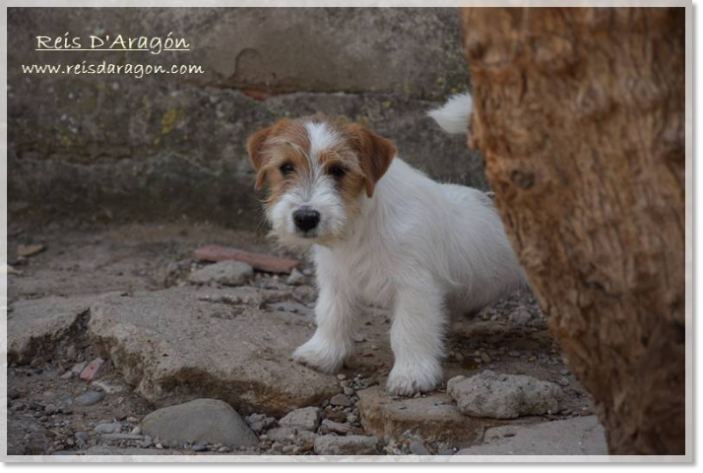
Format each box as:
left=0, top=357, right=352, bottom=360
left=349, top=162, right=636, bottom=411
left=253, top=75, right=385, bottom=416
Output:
left=357, top=386, right=530, bottom=448
left=8, top=293, right=118, bottom=364
left=87, top=287, right=340, bottom=416
left=454, top=416, right=608, bottom=456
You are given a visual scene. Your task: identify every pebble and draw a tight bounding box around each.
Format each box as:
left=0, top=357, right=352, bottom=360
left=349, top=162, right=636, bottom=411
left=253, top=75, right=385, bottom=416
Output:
left=278, top=407, right=321, bottom=432
left=509, top=351, right=520, bottom=357
left=557, top=376, right=570, bottom=386
left=480, top=353, right=491, bottom=364
left=44, top=404, right=57, bottom=415
left=131, top=426, right=142, bottom=435
left=343, top=387, right=356, bottom=397
left=409, top=440, right=431, bottom=455
left=76, top=391, right=105, bottom=406
left=330, top=394, right=352, bottom=407
left=192, top=444, right=208, bottom=452
left=321, top=419, right=352, bottom=435
left=94, top=423, right=122, bottom=434
left=336, top=374, right=347, bottom=381
left=74, top=432, right=89, bottom=442
left=286, top=269, right=308, bottom=286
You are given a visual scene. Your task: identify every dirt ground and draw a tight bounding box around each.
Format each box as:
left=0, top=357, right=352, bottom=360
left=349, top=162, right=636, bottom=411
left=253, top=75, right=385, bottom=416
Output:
left=6, top=220, right=597, bottom=456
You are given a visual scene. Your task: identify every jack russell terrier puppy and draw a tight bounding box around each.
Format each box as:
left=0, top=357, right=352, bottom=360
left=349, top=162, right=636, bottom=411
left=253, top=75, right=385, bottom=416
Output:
left=247, top=94, right=526, bottom=395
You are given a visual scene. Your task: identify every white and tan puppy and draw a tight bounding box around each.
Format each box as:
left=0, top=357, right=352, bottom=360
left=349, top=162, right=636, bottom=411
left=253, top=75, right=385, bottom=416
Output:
left=247, top=104, right=525, bottom=395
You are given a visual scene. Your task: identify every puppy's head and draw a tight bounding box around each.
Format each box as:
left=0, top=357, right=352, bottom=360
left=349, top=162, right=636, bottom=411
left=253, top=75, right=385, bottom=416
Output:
left=247, top=115, right=396, bottom=249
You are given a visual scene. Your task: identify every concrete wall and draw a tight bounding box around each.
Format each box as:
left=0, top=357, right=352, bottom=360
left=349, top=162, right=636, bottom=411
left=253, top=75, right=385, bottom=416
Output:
left=8, top=7, right=484, bottom=229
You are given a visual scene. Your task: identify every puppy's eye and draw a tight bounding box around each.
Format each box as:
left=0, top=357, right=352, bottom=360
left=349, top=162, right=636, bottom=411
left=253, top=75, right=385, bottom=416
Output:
left=327, top=165, right=346, bottom=179
left=279, top=163, right=294, bottom=176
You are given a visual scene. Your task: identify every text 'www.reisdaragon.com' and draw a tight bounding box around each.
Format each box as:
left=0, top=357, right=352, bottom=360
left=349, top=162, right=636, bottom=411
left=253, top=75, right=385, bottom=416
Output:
left=21, top=61, right=205, bottom=79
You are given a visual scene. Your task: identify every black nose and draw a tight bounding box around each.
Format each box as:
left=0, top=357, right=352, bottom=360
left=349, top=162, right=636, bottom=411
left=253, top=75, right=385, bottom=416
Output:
left=293, top=208, right=320, bottom=232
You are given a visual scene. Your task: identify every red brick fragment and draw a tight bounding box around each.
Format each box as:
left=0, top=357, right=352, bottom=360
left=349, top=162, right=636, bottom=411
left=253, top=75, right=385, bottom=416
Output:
left=80, top=358, right=107, bottom=381
left=194, top=245, right=300, bottom=274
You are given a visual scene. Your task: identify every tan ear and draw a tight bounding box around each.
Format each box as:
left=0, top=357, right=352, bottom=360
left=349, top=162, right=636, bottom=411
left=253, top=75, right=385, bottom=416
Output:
left=247, top=125, right=276, bottom=190
left=349, top=124, right=397, bottom=198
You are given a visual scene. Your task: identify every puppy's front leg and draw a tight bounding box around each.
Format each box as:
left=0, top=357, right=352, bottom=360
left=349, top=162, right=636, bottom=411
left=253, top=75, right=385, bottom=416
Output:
left=292, top=279, right=356, bottom=374
left=387, top=278, right=446, bottom=396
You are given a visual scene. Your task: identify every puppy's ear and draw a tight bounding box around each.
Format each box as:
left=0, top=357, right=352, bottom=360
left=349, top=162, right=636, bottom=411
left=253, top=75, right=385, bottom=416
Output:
left=247, top=125, right=276, bottom=190
left=349, top=124, right=397, bottom=198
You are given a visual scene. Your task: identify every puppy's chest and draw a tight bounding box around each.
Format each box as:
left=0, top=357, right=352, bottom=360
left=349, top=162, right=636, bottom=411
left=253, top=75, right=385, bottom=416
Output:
left=326, top=247, right=395, bottom=307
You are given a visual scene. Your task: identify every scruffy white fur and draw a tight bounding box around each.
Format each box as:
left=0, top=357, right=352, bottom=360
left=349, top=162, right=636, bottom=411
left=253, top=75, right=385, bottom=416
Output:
left=264, top=97, right=522, bottom=396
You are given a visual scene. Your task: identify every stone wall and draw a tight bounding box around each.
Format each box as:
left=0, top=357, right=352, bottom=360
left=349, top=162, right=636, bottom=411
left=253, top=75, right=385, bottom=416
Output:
left=8, top=7, right=484, bottom=229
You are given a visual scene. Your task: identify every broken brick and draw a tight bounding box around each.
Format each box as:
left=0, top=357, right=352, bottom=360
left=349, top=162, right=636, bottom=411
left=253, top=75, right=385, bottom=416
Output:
left=194, top=245, right=299, bottom=274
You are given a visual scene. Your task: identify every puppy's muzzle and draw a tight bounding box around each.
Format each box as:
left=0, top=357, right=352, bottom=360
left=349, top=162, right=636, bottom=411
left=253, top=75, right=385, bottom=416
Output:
left=293, top=207, right=321, bottom=233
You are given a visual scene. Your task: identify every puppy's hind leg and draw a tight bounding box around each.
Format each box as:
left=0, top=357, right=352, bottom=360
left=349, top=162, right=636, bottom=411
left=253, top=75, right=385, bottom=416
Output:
left=292, top=278, right=356, bottom=374
left=387, top=275, right=447, bottom=396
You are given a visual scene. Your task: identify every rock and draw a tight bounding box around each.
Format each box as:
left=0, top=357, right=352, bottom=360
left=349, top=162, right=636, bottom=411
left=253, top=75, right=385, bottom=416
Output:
left=17, top=244, right=45, bottom=257
left=245, top=413, right=277, bottom=434
left=88, top=287, right=340, bottom=416
left=447, top=371, right=563, bottom=419
left=80, top=358, right=107, bottom=381
left=43, top=404, right=57, bottom=415
left=279, top=407, right=321, bottom=431
left=71, top=362, right=88, bottom=375
left=74, top=431, right=89, bottom=442
left=509, top=309, right=532, bottom=325
left=76, top=391, right=105, bottom=406
left=454, top=416, right=608, bottom=455
left=557, top=376, right=570, bottom=387
left=94, top=423, right=122, bottom=434
left=330, top=394, right=353, bottom=407
left=192, top=444, right=208, bottom=452
left=266, top=426, right=316, bottom=444
left=314, top=435, right=379, bottom=455
left=189, top=261, right=254, bottom=286
left=7, top=294, right=117, bottom=364
left=320, top=419, right=352, bottom=435
left=409, top=440, right=431, bottom=455
left=358, top=386, right=519, bottom=447
left=286, top=269, right=308, bottom=286
left=140, top=399, right=258, bottom=448
left=194, top=246, right=299, bottom=274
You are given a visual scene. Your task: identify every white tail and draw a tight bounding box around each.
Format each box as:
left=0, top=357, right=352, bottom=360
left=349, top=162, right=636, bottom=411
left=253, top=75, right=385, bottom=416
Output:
left=428, top=93, right=473, bottom=135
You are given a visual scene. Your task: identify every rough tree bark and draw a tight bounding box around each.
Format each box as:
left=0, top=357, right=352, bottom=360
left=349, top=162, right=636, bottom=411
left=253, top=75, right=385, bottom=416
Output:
left=460, top=8, right=686, bottom=455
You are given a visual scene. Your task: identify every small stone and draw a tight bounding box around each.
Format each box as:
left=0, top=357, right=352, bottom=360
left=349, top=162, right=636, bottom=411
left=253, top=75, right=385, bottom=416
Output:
left=94, top=423, right=122, bottom=434
left=192, top=444, right=208, bottom=452
left=480, top=353, right=491, bottom=364
left=557, top=376, right=570, bottom=386
left=76, top=391, right=105, bottom=406
left=560, top=369, right=570, bottom=376
left=509, top=351, right=520, bottom=357
left=330, top=394, right=352, bottom=407
left=314, top=435, right=379, bottom=455
left=409, top=440, right=431, bottom=455
left=447, top=371, right=563, bottom=419
left=286, top=269, right=308, bottom=286
left=131, top=426, right=142, bottom=435
left=279, top=407, right=321, bottom=432
left=17, top=244, right=45, bottom=257
left=74, top=432, right=89, bottom=442
left=71, top=362, right=87, bottom=375
left=343, top=387, right=356, bottom=397
left=321, top=419, right=352, bottom=435
left=509, top=309, right=532, bottom=325
left=245, top=413, right=277, bottom=434
left=337, top=374, right=347, bottom=381
left=66, top=345, right=78, bottom=360
left=189, top=261, right=254, bottom=286
left=155, top=443, right=164, bottom=450
left=44, top=404, right=57, bottom=415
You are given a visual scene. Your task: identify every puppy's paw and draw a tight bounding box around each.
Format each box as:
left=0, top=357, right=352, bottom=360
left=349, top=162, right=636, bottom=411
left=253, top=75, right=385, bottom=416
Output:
left=292, top=337, right=346, bottom=374
left=386, top=363, right=442, bottom=397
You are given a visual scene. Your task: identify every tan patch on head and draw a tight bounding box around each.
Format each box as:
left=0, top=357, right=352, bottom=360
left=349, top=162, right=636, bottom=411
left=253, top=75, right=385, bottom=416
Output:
left=247, top=115, right=396, bottom=209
